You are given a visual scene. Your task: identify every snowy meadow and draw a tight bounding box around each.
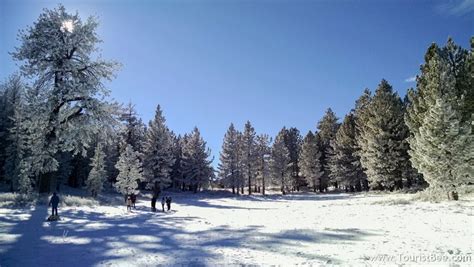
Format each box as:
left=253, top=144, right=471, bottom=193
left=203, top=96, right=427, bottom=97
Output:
left=1, top=190, right=472, bottom=266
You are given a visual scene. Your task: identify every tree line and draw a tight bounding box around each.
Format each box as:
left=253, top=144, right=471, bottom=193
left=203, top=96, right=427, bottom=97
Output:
left=0, top=5, right=213, bottom=197
left=217, top=38, right=473, bottom=200
left=0, top=6, right=472, bottom=200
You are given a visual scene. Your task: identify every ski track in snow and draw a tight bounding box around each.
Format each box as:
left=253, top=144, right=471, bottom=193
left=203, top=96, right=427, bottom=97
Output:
left=0, top=192, right=472, bottom=266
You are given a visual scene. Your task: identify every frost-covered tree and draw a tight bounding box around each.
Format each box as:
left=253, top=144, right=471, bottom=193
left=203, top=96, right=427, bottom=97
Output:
left=300, top=131, right=323, bottom=192
left=218, top=123, right=242, bottom=194
left=143, top=105, right=174, bottom=195
left=406, top=39, right=473, bottom=198
left=1, top=75, right=27, bottom=191
left=12, top=4, right=119, bottom=192
left=182, top=127, right=213, bottom=193
left=317, top=108, right=339, bottom=190
left=329, top=113, right=365, bottom=192
left=241, top=121, right=257, bottom=194
left=360, top=80, right=407, bottom=190
left=114, top=144, right=144, bottom=196
left=85, top=144, right=107, bottom=197
left=255, top=134, right=271, bottom=195
left=353, top=89, right=372, bottom=191
left=271, top=129, right=291, bottom=194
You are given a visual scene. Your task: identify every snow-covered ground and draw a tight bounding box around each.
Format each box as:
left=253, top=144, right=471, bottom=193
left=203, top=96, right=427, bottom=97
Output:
left=0, top=191, right=472, bottom=266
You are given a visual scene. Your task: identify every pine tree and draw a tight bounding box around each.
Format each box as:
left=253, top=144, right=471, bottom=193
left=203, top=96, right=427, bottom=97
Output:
left=143, top=105, right=175, bottom=195
left=182, top=127, right=213, bottom=193
left=406, top=39, right=473, bottom=198
left=2, top=75, right=27, bottom=191
left=354, top=89, right=372, bottom=191
left=241, top=121, right=257, bottom=195
left=329, top=113, right=365, bottom=192
left=271, top=129, right=291, bottom=194
left=170, top=133, right=185, bottom=190
left=255, top=134, right=271, bottom=195
left=86, top=144, right=107, bottom=197
left=119, top=102, right=146, bottom=154
left=360, top=80, right=407, bottom=190
left=218, top=123, right=241, bottom=194
left=413, top=97, right=473, bottom=197
left=317, top=108, right=339, bottom=190
left=114, top=144, right=144, bottom=196
left=12, top=4, right=119, bottom=192
left=283, top=127, right=303, bottom=191
left=300, top=131, right=323, bottom=192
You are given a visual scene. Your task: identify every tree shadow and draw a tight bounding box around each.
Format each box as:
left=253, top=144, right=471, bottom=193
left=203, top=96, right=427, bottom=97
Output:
left=1, top=197, right=379, bottom=266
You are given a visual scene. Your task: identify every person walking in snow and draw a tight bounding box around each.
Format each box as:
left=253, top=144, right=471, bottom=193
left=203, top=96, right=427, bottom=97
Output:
left=49, top=192, right=60, bottom=217
left=151, top=195, right=157, bottom=212
left=126, top=196, right=132, bottom=212
left=161, top=197, right=166, bottom=212
left=166, top=196, right=172, bottom=211
left=130, top=193, right=137, bottom=209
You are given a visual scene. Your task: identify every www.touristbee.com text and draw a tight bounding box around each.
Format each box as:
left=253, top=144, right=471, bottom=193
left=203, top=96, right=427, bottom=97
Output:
left=371, top=253, right=472, bottom=264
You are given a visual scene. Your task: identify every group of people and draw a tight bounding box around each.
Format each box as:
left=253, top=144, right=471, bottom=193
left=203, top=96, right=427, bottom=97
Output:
left=48, top=192, right=174, bottom=217
left=151, top=195, right=173, bottom=212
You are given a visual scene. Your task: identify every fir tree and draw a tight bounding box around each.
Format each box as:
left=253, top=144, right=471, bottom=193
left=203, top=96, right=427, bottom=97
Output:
left=271, top=129, right=291, bottom=194
left=255, top=134, right=271, bottom=195
left=329, top=114, right=365, bottom=192
left=182, top=127, right=213, bottom=193
left=119, top=102, right=146, bottom=154
left=354, top=89, right=372, bottom=191
left=300, top=131, right=323, bottom=192
left=218, top=123, right=242, bottom=194
left=241, top=121, right=257, bottom=195
left=317, top=108, right=339, bottom=190
left=170, top=133, right=185, bottom=190
left=86, top=144, right=107, bottom=197
left=114, top=144, right=144, bottom=196
left=360, top=80, right=407, bottom=190
left=143, top=105, right=175, bottom=195
left=406, top=39, right=473, bottom=198
left=283, top=127, right=303, bottom=191
left=12, top=4, right=119, bottom=192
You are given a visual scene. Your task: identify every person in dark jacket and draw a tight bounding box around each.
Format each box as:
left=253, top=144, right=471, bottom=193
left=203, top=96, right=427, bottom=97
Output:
left=151, top=195, right=157, bottom=212
left=130, top=193, right=137, bottom=209
left=161, top=197, right=166, bottom=212
left=49, top=192, right=60, bottom=216
left=166, top=196, right=172, bottom=211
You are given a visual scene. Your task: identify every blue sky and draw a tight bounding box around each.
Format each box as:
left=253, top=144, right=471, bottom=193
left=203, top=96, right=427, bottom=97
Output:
left=1, top=0, right=473, bottom=164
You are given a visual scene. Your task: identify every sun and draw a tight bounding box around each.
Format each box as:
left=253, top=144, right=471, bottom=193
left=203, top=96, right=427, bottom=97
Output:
left=61, top=20, right=74, bottom=33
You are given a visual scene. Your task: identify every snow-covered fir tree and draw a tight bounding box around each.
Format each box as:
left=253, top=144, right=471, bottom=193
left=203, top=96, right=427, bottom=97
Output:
left=317, top=108, right=339, bottom=191
left=329, top=113, right=365, bottom=192
left=271, top=129, right=291, bottom=194
left=11, top=4, right=119, bottom=192
left=406, top=39, right=473, bottom=198
left=353, top=89, right=372, bottom=191
left=85, top=144, right=107, bottom=198
left=360, top=80, right=408, bottom=190
left=114, top=144, right=144, bottom=196
left=1, top=75, right=27, bottom=191
left=300, top=131, right=323, bottom=192
left=241, top=121, right=258, bottom=194
left=255, top=134, right=271, bottom=195
left=182, top=127, right=213, bottom=193
left=143, top=105, right=175, bottom=195
left=218, top=123, right=242, bottom=194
